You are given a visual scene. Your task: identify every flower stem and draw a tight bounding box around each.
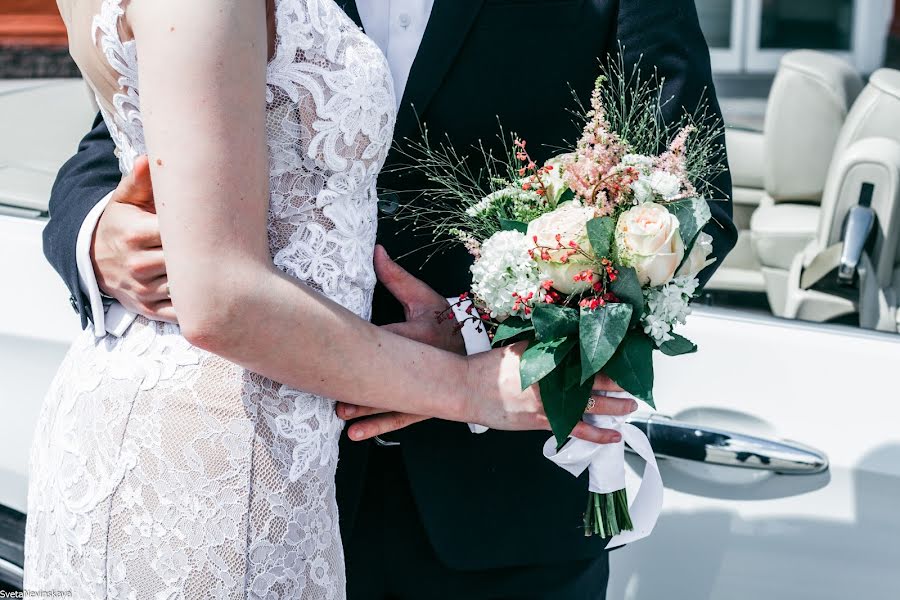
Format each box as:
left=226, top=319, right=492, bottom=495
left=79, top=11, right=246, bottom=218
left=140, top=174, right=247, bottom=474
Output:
left=583, top=489, right=633, bottom=538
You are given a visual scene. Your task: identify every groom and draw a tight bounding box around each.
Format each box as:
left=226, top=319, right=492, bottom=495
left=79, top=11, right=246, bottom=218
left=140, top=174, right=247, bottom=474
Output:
left=45, top=1, right=735, bottom=597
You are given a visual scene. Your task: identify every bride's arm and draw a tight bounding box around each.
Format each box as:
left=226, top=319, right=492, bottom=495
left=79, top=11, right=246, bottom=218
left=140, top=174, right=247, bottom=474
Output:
left=128, top=0, right=623, bottom=439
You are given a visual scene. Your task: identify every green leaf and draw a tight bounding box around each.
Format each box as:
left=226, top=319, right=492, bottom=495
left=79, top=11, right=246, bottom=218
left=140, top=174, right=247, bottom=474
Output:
left=531, top=303, right=580, bottom=341
left=579, top=303, right=633, bottom=383
left=659, top=333, right=698, bottom=356
left=492, top=316, right=534, bottom=346
left=586, top=217, right=615, bottom=260
left=539, top=362, right=594, bottom=447
left=498, top=218, right=529, bottom=233
left=603, top=332, right=655, bottom=408
left=562, top=348, right=583, bottom=390
left=557, top=188, right=576, bottom=205
left=519, top=337, right=578, bottom=390
left=609, top=267, right=644, bottom=326
left=666, top=197, right=711, bottom=252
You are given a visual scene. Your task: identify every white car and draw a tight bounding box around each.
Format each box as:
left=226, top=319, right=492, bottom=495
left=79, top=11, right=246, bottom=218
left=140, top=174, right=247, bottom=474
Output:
left=2, top=56, right=899, bottom=595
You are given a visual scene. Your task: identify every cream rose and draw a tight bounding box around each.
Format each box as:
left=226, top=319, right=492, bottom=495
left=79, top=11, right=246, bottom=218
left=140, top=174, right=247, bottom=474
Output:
left=526, top=203, right=598, bottom=294
left=615, top=202, right=685, bottom=287
left=676, top=231, right=715, bottom=279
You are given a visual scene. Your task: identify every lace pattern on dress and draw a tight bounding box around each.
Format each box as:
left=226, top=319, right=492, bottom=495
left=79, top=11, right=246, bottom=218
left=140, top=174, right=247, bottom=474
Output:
left=24, top=0, right=396, bottom=598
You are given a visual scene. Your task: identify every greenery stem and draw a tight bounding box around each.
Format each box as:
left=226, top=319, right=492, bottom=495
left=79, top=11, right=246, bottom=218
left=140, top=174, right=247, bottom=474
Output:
left=583, top=489, right=633, bottom=538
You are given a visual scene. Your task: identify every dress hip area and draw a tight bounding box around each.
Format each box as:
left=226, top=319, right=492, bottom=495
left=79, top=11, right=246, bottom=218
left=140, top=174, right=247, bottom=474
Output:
left=26, top=317, right=348, bottom=598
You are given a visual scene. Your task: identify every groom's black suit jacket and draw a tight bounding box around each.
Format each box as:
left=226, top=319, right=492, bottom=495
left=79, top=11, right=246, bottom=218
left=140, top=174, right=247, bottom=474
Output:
left=45, top=0, right=736, bottom=572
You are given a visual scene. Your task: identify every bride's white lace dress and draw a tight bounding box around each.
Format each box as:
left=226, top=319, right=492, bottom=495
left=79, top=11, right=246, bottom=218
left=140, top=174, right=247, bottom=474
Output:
left=23, top=0, right=395, bottom=597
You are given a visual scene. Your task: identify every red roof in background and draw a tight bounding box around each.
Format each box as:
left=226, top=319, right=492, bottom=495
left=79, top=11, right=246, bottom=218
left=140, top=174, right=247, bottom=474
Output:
left=0, top=0, right=67, bottom=47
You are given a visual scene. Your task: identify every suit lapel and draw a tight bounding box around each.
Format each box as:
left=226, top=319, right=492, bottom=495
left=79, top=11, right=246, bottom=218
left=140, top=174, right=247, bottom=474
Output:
left=394, top=0, right=485, bottom=140
left=337, top=0, right=363, bottom=30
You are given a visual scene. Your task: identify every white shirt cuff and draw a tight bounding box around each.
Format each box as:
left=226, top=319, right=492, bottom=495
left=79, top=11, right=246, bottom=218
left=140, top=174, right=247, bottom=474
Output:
left=447, top=296, right=491, bottom=434
left=76, top=192, right=136, bottom=338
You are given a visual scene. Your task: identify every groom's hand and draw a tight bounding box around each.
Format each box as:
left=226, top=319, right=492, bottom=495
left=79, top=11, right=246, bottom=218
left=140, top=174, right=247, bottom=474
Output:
left=92, top=155, right=175, bottom=322
left=373, top=245, right=466, bottom=355
left=336, top=245, right=465, bottom=440
left=337, top=403, right=430, bottom=441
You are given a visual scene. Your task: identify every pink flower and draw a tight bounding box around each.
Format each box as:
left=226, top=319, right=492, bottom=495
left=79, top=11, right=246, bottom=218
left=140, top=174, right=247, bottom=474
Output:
left=563, top=83, right=628, bottom=213
left=654, top=126, right=696, bottom=198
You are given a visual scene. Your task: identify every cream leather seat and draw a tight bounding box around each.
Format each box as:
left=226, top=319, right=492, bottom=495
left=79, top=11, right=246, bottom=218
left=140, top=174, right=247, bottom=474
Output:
left=781, top=68, right=900, bottom=330
left=712, top=51, right=863, bottom=296
left=712, top=126, right=767, bottom=292
left=736, top=51, right=864, bottom=310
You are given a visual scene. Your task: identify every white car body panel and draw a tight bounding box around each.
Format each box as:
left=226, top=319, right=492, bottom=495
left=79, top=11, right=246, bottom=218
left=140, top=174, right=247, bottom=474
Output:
left=0, top=215, right=80, bottom=514
left=610, top=309, right=900, bottom=599
left=0, top=78, right=95, bottom=516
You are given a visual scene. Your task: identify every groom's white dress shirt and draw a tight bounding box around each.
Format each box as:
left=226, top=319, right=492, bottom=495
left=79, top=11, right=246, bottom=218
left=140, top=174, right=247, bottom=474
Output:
left=76, top=0, right=491, bottom=358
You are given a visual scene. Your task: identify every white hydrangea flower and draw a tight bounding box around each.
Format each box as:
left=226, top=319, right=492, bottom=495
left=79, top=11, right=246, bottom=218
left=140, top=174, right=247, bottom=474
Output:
left=643, top=314, right=673, bottom=344
left=647, top=170, right=682, bottom=200
left=466, top=195, right=495, bottom=217
left=471, top=230, right=544, bottom=319
left=641, top=276, right=699, bottom=345
left=466, top=186, right=544, bottom=217
left=631, top=169, right=683, bottom=204
left=631, top=177, right=654, bottom=204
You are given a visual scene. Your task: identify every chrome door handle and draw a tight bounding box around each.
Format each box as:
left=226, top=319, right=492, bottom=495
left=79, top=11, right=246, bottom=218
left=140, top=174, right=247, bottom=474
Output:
left=626, top=414, right=829, bottom=475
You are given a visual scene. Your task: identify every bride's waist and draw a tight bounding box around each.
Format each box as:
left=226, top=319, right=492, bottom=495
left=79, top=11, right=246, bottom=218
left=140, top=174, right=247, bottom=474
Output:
left=86, top=273, right=373, bottom=353
left=74, top=317, right=334, bottom=401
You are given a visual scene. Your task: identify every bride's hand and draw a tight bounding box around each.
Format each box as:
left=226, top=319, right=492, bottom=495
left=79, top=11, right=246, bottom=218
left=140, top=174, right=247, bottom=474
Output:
left=461, top=342, right=637, bottom=444
left=340, top=341, right=637, bottom=443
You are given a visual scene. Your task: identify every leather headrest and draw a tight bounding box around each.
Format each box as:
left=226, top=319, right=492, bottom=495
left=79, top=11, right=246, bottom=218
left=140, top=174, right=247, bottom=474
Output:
left=833, top=68, right=900, bottom=155
left=764, top=51, right=864, bottom=203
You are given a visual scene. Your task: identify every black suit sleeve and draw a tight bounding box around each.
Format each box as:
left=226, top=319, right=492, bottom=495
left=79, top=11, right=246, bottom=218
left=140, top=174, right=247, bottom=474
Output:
left=614, top=0, right=738, bottom=288
left=42, top=112, right=120, bottom=329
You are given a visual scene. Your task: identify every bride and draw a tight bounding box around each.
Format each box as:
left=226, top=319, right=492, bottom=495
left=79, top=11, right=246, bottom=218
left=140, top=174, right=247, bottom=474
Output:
left=24, top=0, right=627, bottom=597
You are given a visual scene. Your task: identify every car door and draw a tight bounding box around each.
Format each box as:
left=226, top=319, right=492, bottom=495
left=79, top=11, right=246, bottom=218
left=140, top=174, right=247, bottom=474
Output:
left=608, top=307, right=900, bottom=599
left=0, top=79, right=93, bottom=586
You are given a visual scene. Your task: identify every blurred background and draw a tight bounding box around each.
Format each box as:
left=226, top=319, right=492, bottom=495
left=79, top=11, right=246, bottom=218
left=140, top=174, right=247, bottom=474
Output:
left=699, top=0, right=898, bottom=126
left=3, top=0, right=899, bottom=94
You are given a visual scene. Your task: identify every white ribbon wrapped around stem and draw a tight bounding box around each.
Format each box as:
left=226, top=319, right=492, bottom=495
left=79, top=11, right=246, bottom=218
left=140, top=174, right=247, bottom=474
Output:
left=542, top=410, right=664, bottom=549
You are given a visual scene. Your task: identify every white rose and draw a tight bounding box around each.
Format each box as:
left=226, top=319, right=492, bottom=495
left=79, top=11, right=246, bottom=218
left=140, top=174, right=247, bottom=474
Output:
left=526, top=203, right=598, bottom=294
left=615, top=202, right=685, bottom=287
left=541, top=153, right=575, bottom=204
left=676, top=231, right=715, bottom=279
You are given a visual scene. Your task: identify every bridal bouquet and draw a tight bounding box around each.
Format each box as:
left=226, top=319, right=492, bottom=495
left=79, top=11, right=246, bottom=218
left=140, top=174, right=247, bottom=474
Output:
left=397, top=66, right=725, bottom=539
